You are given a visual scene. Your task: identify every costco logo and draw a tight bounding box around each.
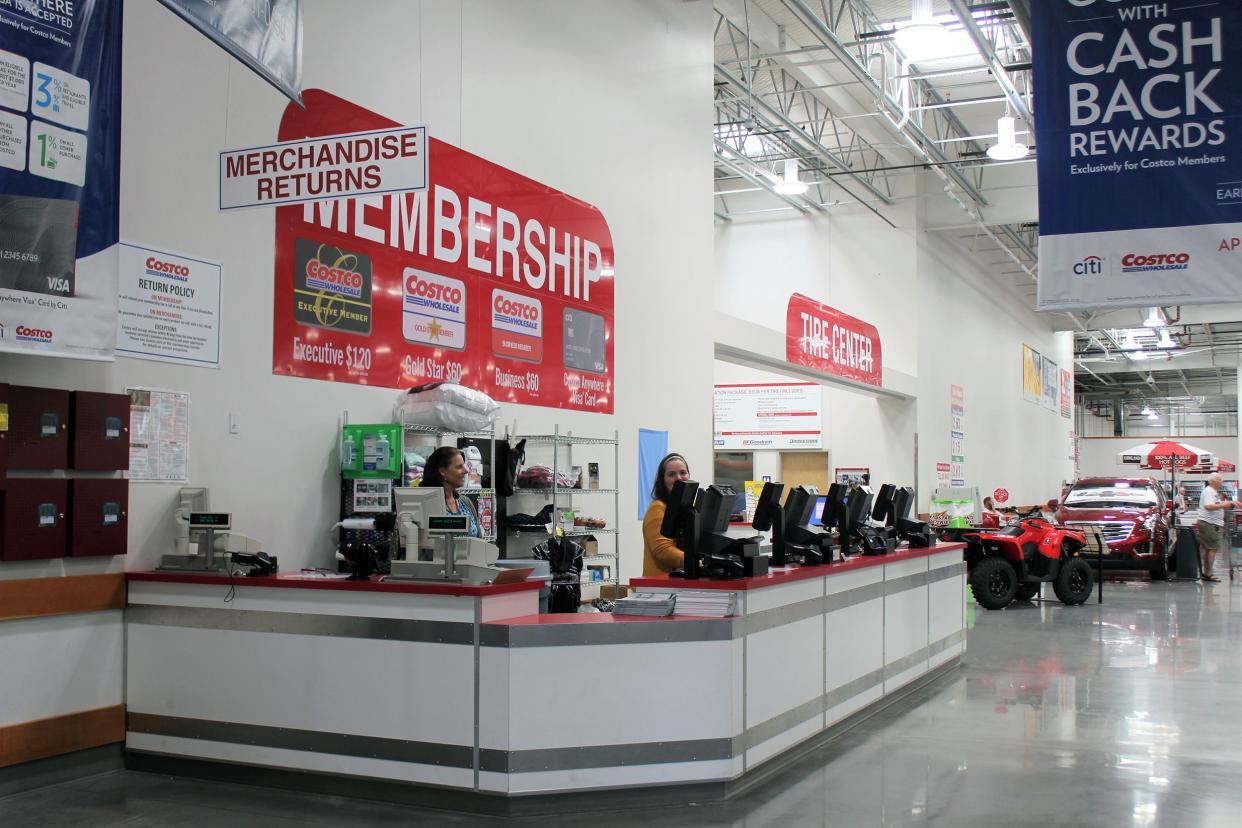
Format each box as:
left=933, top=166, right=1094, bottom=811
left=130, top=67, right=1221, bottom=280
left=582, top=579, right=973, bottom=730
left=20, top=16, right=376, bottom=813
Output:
left=1120, top=252, right=1189, bottom=273
left=1072, top=255, right=1107, bottom=277
left=145, top=257, right=190, bottom=282
left=306, top=258, right=364, bottom=298
left=16, top=325, right=53, bottom=343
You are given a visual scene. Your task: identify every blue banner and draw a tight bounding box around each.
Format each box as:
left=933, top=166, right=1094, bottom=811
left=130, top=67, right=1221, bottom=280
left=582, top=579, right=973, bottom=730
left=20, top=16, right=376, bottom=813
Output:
left=0, top=0, right=122, bottom=358
left=1034, top=0, right=1242, bottom=311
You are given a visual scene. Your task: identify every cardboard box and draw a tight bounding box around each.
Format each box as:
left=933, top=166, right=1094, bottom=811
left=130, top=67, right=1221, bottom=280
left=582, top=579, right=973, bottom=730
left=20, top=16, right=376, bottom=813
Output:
left=579, top=533, right=599, bottom=556
left=601, top=584, right=630, bottom=600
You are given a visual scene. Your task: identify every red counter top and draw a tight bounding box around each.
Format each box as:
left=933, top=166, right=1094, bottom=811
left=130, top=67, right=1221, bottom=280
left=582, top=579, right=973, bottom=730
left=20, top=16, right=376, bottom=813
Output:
left=630, top=542, right=965, bottom=591
left=127, top=571, right=543, bottom=598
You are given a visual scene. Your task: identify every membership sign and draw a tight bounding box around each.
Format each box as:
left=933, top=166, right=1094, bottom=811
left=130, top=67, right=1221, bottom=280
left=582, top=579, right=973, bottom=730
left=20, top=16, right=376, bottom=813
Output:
left=1035, top=1, right=1242, bottom=311
left=270, top=90, right=615, bottom=414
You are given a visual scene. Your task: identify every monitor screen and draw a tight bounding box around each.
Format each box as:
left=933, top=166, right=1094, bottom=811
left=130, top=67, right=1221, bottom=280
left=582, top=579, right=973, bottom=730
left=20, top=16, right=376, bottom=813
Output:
left=847, top=489, right=874, bottom=526
left=698, top=485, right=733, bottom=534
left=892, top=486, right=915, bottom=522
left=809, top=495, right=827, bottom=526
left=751, top=481, right=784, bottom=532
left=871, top=484, right=897, bottom=524
left=659, top=480, right=700, bottom=539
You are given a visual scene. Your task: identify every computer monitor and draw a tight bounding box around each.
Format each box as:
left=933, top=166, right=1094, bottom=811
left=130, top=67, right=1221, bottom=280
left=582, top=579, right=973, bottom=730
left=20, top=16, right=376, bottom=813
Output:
left=846, top=488, right=873, bottom=528
left=870, top=484, right=897, bottom=524
left=892, top=486, right=915, bottom=523
left=751, top=482, right=784, bottom=532
left=809, top=495, right=827, bottom=527
left=782, top=486, right=816, bottom=536
left=659, top=479, right=700, bottom=540
left=698, top=485, right=733, bottom=535
left=394, top=486, right=447, bottom=522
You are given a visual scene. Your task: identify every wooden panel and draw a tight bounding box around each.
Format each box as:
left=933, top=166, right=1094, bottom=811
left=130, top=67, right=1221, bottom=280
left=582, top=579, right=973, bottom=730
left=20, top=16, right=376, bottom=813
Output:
left=0, top=573, right=125, bottom=622
left=780, top=451, right=830, bottom=493
left=0, top=705, right=124, bottom=768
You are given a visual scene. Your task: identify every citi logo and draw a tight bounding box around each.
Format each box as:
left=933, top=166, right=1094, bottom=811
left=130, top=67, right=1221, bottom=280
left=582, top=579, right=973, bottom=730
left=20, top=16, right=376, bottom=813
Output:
left=145, top=257, right=190, bottom=282
left=16, top=325, right=53, bottom=343
left=1072, top=255, right=1106, bottom=277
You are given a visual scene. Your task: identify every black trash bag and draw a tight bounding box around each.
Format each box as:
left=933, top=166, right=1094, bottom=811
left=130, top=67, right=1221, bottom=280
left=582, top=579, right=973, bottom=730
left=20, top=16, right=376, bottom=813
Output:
left=532, top=535, right=584, bottom=613
left=504, top=503, right=554, bottom=530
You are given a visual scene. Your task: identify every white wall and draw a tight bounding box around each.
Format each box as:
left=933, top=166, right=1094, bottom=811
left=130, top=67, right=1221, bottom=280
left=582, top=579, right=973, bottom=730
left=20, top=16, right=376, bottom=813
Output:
left=0, top=0, right=714, bottom=588
left=713, top=358, right=916, bottom=494
left=715, top=188, right=1074, bottom=512
left=915, top=229, right=1076, bottom=508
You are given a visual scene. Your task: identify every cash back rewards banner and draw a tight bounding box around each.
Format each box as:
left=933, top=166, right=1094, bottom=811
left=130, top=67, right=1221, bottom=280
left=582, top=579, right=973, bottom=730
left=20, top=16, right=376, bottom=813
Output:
left=271, top=90, right=615, bottom=414
left=0, top=0, right=122, bottom=359
left=1034, top=0, right=1242, bottom=311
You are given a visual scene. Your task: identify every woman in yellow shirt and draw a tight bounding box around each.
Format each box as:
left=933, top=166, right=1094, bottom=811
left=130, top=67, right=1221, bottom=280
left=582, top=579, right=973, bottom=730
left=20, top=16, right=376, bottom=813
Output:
left=642, top=453, right=692, bottom=576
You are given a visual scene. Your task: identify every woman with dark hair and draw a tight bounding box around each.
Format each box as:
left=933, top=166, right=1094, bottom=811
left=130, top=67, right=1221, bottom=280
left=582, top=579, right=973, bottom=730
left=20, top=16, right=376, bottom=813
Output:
left=641, top=452, right=691, bottom=576
left=422, top=446, right=481, bottom=538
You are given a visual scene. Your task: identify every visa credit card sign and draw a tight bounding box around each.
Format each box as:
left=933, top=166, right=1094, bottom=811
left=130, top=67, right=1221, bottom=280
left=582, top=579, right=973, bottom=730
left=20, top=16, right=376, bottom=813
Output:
left=272, top=90, right=615, bottom=413
left=1034, top=0, right=1242, bottom=311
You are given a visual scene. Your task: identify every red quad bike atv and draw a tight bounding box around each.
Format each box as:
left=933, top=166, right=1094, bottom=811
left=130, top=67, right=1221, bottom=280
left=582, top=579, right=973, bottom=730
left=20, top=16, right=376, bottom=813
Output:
left=964, top=518, right=1093, bottom=610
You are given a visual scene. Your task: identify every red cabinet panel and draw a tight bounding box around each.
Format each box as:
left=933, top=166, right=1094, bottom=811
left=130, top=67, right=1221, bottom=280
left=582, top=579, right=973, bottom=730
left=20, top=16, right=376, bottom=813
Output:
left=7, top=386, right=70, bottom=470
left=71, top=391, right=130, bottom=471
left=69, top=478, right=128, bottom=557
left=1, top=478, right=68, bottom=561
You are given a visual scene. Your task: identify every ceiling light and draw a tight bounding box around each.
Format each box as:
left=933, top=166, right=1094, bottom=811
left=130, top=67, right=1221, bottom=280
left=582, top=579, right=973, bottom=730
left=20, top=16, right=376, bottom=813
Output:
left=1147, top=411, right=1159, bottom=420
left=1157, top=329, right=1175, bottom=348
left=987, top=114, right=1029, bottom=161
left=1140, top=405, right=1153, bottom=416
left=773, top=158, right=809, bottom=195
left=894, top=0, right=952, bottom=62
left=1143, top=307, right=1166, bottom=328
left=1129, top=349, right=1148, bottom=361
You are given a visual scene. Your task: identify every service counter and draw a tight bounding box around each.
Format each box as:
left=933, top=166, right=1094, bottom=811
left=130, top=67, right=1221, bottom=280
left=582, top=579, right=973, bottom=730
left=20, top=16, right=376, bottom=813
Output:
left=123, top=543, right=966, bottom=814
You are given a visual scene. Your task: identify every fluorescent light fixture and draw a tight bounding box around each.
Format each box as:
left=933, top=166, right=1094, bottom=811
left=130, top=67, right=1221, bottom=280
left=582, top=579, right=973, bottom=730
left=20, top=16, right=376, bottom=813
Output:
left=1146, top=412, right=1159, bottom=420
left=1140, top=405, right=1153, bottom=416
left=1143, top=307, right=1165, bottom=327
left=774, top=158, right=809, bottom=195
left=1129, top=349, right=1148, bottom=361
left=894, top=0, right=953, bottom=62
left=987, top=114, right=1029, bottom=161
left=1157, top=328, right=1176, bottom=348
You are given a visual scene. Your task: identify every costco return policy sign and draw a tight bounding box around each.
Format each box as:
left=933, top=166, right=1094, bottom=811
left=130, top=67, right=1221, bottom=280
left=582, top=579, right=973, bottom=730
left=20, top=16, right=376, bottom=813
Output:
left=786, top=293, right=882, bottom=387
left=271, top=90, right=614, bottom=413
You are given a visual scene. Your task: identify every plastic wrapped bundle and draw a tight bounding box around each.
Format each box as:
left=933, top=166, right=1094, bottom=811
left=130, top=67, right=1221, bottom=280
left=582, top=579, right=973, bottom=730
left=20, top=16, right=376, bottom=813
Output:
left=531, top=535, right=584, bottom=613
left=393, top=382, right=499, bottom=432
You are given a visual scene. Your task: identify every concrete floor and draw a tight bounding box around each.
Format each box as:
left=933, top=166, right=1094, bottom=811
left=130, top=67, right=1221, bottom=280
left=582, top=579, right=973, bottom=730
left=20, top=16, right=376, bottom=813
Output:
left=3, top=577, right=1242, bottom=827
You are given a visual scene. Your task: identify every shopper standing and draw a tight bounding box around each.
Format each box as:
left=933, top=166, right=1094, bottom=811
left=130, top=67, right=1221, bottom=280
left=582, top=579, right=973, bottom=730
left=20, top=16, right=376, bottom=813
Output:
left=1196, top=473, right=1234, bottom=583
left=642, top=453, right=691, bottom=576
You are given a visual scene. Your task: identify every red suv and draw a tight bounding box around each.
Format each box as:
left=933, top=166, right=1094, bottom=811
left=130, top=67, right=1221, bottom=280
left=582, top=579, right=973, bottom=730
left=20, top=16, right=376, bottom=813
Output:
left=1055, top=478, right=1173, bottom=579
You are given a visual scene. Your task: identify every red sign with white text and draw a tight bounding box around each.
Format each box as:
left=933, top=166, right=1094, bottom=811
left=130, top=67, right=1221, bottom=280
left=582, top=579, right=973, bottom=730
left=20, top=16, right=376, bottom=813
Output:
left=993, top=487, right=1009, bottom=504
left=785, top=293, right=882, bottom=387
left=272, top=90, right=615, bottom=413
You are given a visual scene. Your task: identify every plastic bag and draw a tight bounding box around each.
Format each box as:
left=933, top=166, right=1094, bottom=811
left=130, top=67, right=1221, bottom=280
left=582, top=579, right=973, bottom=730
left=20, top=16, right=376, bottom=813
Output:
left=392, top=382, right=499, bottom=432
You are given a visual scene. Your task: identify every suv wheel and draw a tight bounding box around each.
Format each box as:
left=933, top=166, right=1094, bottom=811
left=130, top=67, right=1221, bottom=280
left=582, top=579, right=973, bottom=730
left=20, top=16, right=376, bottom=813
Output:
left=1150, top=542, right=1170, bottom=581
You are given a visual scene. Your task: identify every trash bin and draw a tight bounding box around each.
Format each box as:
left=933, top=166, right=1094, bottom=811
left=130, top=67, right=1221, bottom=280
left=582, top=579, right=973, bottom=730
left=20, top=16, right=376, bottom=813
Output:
left=1173, top=525, right=1199, bottom=581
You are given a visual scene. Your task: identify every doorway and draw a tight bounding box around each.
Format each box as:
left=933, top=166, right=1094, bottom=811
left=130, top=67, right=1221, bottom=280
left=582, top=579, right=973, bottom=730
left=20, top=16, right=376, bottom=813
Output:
left=781, top=451, right=830, bottom=493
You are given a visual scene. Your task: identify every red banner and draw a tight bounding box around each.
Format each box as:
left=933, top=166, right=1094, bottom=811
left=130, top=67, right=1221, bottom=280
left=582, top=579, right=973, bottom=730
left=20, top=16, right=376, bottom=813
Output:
left=271, top=90, right=615, bottom=413
left=785, top=293, right=881, bottom=386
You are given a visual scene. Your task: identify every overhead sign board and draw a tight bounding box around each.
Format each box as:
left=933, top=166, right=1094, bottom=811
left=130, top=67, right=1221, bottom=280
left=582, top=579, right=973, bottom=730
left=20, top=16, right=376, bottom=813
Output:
left=713, top=382, right=823, bottom=450
left=1034, top=0, right=1242, bottom=310
left=785, top=293, right=881, bottom=387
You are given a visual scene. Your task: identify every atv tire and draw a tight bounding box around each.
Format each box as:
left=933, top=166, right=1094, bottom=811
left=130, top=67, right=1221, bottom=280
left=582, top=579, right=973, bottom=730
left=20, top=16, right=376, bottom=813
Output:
left=971, top=557, right=1018, bottom=610
left=1015, top=583, right=1040, bottom=601
left=1053, top=556, right=1093, bottom=605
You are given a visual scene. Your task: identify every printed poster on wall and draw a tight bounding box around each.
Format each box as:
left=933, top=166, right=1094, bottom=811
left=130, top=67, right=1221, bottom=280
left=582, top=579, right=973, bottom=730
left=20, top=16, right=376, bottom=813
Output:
left=116, top=242, right=221, bottom=368
left=1022, top=345, right=1042, bottom=404
left=950, top=383, right=965, bottom=488
left=157, top=0, right=303, bottom=105
left=1034, top=1, right=1242, bottom=311
left=1060, top=368, right=1073, bottom=419
left=1042, top=357, right=1059, bottom=412
left=0, top=0, right=122, bottom=360
left=269, top=90, right=614, bottom=414
left=127, top=387, right=190, bottom=483
left=714, top=382, right=823, bottom=450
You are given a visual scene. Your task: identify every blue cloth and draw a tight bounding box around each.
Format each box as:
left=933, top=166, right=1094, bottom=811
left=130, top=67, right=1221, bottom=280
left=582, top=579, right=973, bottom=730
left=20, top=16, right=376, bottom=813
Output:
left=637, top=429, right=669, bottom=519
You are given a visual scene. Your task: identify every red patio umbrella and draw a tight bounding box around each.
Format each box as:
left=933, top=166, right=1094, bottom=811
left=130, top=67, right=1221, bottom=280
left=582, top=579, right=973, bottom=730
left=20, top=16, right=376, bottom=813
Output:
left=1117, top=440, right=1213, bottom=493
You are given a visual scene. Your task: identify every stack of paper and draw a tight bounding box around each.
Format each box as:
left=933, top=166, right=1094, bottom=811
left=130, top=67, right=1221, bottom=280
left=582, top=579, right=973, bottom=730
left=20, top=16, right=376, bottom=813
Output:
left=673, top=590, right=737, bottom=618
left=614, top=592, right=676, bottom=617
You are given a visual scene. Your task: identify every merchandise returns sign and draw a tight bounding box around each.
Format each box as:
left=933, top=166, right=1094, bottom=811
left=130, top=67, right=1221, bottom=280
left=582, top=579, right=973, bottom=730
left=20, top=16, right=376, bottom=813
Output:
left=1034, top=0, right=1242, bottom=311
left=785, top=293, right=881, bottom=387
